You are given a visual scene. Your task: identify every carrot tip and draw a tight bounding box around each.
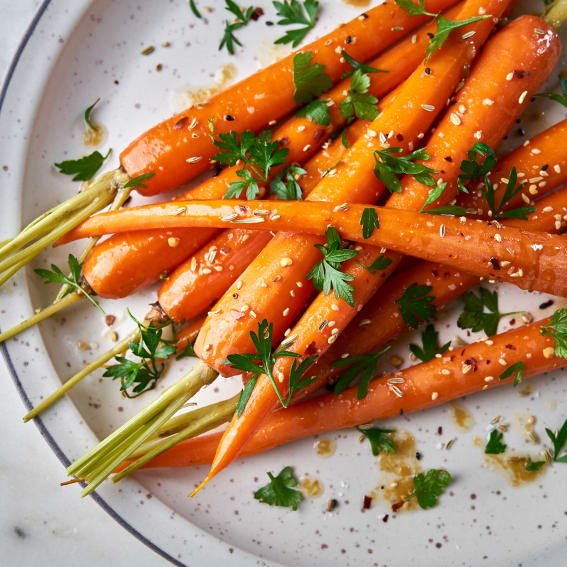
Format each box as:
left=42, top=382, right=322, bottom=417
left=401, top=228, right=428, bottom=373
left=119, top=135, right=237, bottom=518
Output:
left=189, top=476, right=211, bottom=498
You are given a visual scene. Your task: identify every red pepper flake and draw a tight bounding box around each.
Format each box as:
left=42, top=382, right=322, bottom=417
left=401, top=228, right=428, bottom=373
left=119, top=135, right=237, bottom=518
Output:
left=392, top=501, right=404, bottom=513
left=174, top=117, right=189, bottom=130
left=362, top=495, right=373, bottom=510
left=250, top=7, right=264, bottom=20
left=105, top=314, right=116, bottom=326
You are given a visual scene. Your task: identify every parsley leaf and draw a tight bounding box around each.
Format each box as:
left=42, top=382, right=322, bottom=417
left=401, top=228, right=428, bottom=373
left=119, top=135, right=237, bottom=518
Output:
left=339, top=69, right=379, bottom=122
left=457, top=287, right=518, bottom=337
left=213, top=130, right=289, bottom=199
left=537, top=75, right=567, bottom=109
left=331, top=346, right=391, bottom=399
left=409, top=324, right=450, bottom=363
left=482, top=167, right=535, bottom=220
left=457, top=142, right=496, bottom=193
left=340, top=49, right=387, bottom=79
left=225, top=319, right=316, bottom=409
left=103, top=312, right=177, bottom=396
left=396, top=283, right=436, bottom=329
left=418, top=182, right=467, bottom=215
left=235, top=375, right=258, bottom=417
left=425, top=16, right=489, bottom=61
left=406, top=469, right=452, bottom=509
left=307, top=226, right=359, bottom=307
left=273, top=0, right=319, bottom=47
left=545, top=419, right=567, bottom=463
left=84, top=98, right=100, bottom=131
left=124, top=172, right=156, bottom=189
left=357, top=426, right=396, bottom=456
left=293, top=51, right=333, bottom=105
left=356, top=253, right=392, bottom=274
left=360, top=207, right=380, bottom=239
left=269, top=164, right=306, bottom=200
left=34, top=254, right=104, bottom=314
left=54, top=148, right=111, bottom=182
left=525, top=457, right=546, bottom=471
left=498, top=361, right=525, bottom=387
left=394, top=0, right=437, bottom=17
left=219, top=0, right=255, bottom=54
left=254, top=466, right=303, bottom=510
left=189, top=0, right=202, bottom=18
left=540, top=309, right=567, bottom=359
left=175, top=340, right=196, bottom=360
left=485, top=429, right=506, bottom=454
left=373, top=147, right=437, bottom=194
left=296, top=99, right=331, bottom=126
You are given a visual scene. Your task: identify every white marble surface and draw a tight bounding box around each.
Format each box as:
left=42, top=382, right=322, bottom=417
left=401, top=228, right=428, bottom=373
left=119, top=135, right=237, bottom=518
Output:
left=0, top=2, right=167, bottom=565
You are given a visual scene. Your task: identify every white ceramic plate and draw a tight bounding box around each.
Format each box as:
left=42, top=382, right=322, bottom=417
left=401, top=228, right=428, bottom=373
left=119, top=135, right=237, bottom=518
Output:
left=2, top=1, right=567, bottom=565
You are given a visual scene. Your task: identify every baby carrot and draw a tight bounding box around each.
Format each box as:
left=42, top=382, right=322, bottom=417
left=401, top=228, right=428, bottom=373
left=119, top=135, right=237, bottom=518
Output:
left=121, top=0, right=457, bottom=196
left=138, top=315, right=566, bottom=469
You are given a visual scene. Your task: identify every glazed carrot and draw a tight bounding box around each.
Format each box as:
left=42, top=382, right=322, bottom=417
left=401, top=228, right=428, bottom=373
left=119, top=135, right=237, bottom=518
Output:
left=458, top=119, right=567, bottom=216
left=174, top=316, right=206, bottom=355
left=139, top=315, right=566, bottom=469
left=121, top=0, right=457, bottom=196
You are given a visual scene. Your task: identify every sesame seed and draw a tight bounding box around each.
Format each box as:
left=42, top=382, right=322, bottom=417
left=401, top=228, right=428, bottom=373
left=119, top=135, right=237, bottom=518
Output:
left=366, top=128, right=377, bottom=138
left=439, top=224, right=446, bottom=238
left=440, top=369, right=451, bottom=375
left=280, top=257, right=293, bottom=267
left=221, top=213, right=238, bottom=221
left=271, top=214, right=281, bottom=221
left=331, top=303, right=340, bottom=311
left=554, top=164, right=561, bottom=173
left=431, top=392, right=439, bottom=400
left=333, top=203, right=349, bottom=212
left=359, top=319, right=371, bottom=326
left=236, top=280, right=243, bottom=290
left=518, top=90, right=528, bottom=104
left=186, top=156, right=202, bottom=163
left=530, top=148, right=541, bottom=155
left=190, top=257, right=197, bottom=272
left=214, top=265, right=223, bottom=272
left=303, top=144, right=311, bottom=152
left=240, top=304, right=249, bottom=313
left=296, top=281, right=303, bottom=287
left=331, top=328, right=339, bottom=335
left=276, top=371, right=285, bottom=383
left=283, top=307, right=290, bottom=317
left=327, top=335, right=337, bottom=344
left=172, top=206, right=186, bottom=215
left=534, top=28, right=546, bottom=35
left=482, top=98, right=494, bottom=106
left=189, top=117, right=198, bottom=130
left=474, top=130, right=482, bottom=140
left=421, top=104, right=435, bottom=112
left=462, top=363, right=472, bottom=374
left=498, top=358, right=507, bottom=366
left=506, top=72, right=514, bottom=81
left=543, top=346, right=554, bottom=359
left=328, top=320, right=336, bottom=327
left=204, top=343, right=212, bottom=352
left=268, top=119, right=277, bottom=126
left=167, top=237, right=180, bottom=247
left=411, top=34, right=417, bottom=44
left=450, top=113, right=461, bottom=125
left=389, top=384, right=404, bottom=398
left=319, top=320, right=328, bottom=331
left=253, top=209, right=271, bottom=216
left=461, top=30, right=476, bottom=39
left=201, top=267, right=212, bottom=274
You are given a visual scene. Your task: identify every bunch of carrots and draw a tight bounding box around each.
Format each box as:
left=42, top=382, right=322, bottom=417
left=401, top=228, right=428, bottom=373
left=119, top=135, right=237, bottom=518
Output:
left=3, top=0, right=567, bottom=506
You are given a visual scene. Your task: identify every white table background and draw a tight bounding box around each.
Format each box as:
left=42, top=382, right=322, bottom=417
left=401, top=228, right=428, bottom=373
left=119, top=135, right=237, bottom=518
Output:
left=0, top=2, right=168, bottom=565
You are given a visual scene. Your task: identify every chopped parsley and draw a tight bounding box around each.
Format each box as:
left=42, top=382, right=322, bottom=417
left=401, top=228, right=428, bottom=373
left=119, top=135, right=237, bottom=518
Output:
left=457, top=142, right=496, bottom=193
left=406, top=468, right=452, bottom=509
left=545, top=418, right=567, bottom=463
left=525, top=457, right=546, bottom=471
left=485, top=429, right=507, bottom=454
left=418, top=182, right=468, bottom=216
left=356, top=253, right=392, bottom=274
left=340, top=49, right=386, bottom=79
left=331, top=346, right=391, bottom=399
left=537, top=75, right=567, bottom=109
left=541, top=309, right=567, bottom=359
left=84, top=98, right=100, bottom=132
left=124, top=172, right=156, bottom=189
left=273, top=0, right=319, bottom=47
left=54, top=148, right=112, bottom=182
left=212, top=130, right=289, bottom=199
left=482, top=166, right=535, bottom=220
left=254, top=466, right=303, bottom=510
left=307, top=226, right=359, bottom=307
left=189, top=0, right=202, bottom=18
left=359, top=207, right=380, bottom=239
left=396, top=283, right=436, bottom=329
left=339, top=69, right=380, bottom=122
left=269, top=164, right=306, bottom=200
left=225, top=319, right=316, bottom=409
left=409, top=324, right=450, bottom=363
left=498, top=361, right=525, bottom=387
left=219, top=0, right=255, bottom=54
left=457, top=287, right=518, bottom=337
left=373, top=147, right=437, bottom=194
left=34, top=254, right=104, bottom=314
left=357, top=426, right=396, bottom=456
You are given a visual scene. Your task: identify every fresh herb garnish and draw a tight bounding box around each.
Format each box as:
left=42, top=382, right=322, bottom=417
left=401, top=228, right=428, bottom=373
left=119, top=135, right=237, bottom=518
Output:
left=54, top=148, right=112, bottom=182
left=273, top=0, right=319, bottom=47
left=394, top=0, right=489, bottom=61
left=360, top=207, right=380, bottom=239
left=418, top=182, right=468, bottom=216
left=457, top=142, right=496, bottom=193
left=225, top=319, right=317, bottom=409
left=103, top=312, right=177, bottom=396
left=254, top=466, right=303, bottom=510
left=175, top=340, right=196, bottom=360
left=357, top=426, right=396, bottom=455
left=293, top=51, right=333, bottom=126
left=373, top=147, right=437, bottom=194
left=396, top=283, right=436, bottom=329
left=307, top=226, right=359, bottom=307
left=537, top=75, right=567, bottom=108
left=541, top=309, right=567, bottom=359
left=124, top=172, right=156, bottom=189
left=331, top=346, right=391, bottom=399
left=356, top=254, right=392, bottom=274
left=341, top=130, right=349, bottom=149
left=409, top=324, right=450, bottom=363
left=340, top=49, right=386, bottom=79
left=34, top=254, right=104, bottom=314
left=84, top=98, right=100, bottom=131
left=482, top=167, right=535, bottom=220
left=339, top=69, right=380, bottom=122
left=269, top=164, right=306, bottom=200
left=219, top=0, right=255, bottom=54
left=485, top=429, right=507, bottom=454
left=525, top=457, right=546, bottom=471
left=457, top=287, right=518, bottom=337
left=498, top=361, right=525, bottom=387
left=406, top=468, right=452, bottom=509
left=545, top=418, right=567, bottom=462
left=235, top=376, right=258, bottom=417
left=213, top=130, right=289, bottom=199
left=189, top=0, right=202, bottom=18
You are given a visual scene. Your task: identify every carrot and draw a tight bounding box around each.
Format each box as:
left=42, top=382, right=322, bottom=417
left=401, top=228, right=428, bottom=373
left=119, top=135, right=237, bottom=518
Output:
left=121, top=0, right=458, bottom=196
left=458, top=119, right=567, bottom=216
left=139, top=315, right=566, bottom=469
left=82, top=10, right=454, bottom=301
left=174, top=316, right=206, bottom=355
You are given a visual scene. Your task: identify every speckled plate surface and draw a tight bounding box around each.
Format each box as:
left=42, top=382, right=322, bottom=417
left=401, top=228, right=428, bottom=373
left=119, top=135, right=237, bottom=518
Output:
left=1, top=1, right=567, bottom=565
